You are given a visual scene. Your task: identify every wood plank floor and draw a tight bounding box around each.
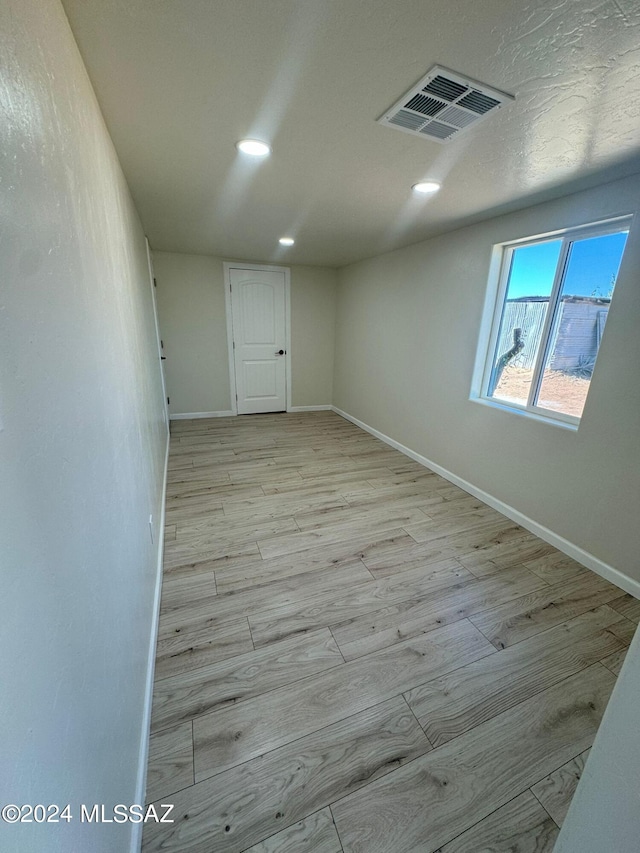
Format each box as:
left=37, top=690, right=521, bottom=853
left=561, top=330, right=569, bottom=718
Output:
left=143, top=411, right=636, bottom=853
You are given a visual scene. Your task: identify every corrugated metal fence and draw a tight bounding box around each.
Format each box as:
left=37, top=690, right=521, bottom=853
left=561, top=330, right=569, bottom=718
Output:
left=496, top=298, right=610, bottom=373
left=497, top=301, right=547, bottom=370
left=550, top=301, right=609, bottom=371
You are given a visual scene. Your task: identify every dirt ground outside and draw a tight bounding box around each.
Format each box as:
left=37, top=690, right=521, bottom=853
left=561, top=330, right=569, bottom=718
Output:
left=494, top=366, right=590, bottom=418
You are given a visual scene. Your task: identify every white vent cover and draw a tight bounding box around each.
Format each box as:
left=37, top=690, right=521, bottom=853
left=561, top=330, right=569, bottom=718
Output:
left=378, top=66, right=514, bottom=144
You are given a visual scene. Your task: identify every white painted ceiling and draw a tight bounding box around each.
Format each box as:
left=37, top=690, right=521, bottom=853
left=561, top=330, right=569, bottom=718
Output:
left=61, top=0, right=640, bottom=267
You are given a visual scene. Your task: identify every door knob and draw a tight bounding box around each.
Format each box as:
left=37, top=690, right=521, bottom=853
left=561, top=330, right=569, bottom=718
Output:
left=275, top=349, right=286, bottom=355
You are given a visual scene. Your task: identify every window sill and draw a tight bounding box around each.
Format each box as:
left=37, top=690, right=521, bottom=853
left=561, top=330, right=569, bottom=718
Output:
left=469, top=395, right=580, bottom=431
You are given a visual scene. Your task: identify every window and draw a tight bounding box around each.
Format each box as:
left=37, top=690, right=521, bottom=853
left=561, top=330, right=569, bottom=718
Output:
left=475, top=217, right=631, bottom=426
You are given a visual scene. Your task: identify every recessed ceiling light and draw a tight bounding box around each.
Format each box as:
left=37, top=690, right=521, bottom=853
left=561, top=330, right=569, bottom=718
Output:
left=279, top=237, right=295, bottom=246
left=412, top=181, right=441, bottom=194
left=236, top=138, right=271, bottom=157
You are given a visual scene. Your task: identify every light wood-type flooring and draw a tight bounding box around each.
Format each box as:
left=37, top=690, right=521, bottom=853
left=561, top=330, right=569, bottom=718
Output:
left=143, top=411, right=638, bottom=853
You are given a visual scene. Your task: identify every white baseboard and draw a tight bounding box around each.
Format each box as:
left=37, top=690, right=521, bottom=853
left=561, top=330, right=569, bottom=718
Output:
left=130, top=428, right=170, bottom=853
left=170, top=410, right=234, bottom=420
left=331, top=406, right=640, bottom=599
left=287, top=405, right=333, bottom=412
left=171, top=407, right=332, bottom=419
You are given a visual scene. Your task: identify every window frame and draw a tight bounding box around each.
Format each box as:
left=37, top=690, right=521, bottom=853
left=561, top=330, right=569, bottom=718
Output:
left=473, top=215, right=633, bottom=429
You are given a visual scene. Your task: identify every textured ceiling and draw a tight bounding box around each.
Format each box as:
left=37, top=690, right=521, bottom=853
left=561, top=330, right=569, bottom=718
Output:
left=61, top=0, right=640, bottom=267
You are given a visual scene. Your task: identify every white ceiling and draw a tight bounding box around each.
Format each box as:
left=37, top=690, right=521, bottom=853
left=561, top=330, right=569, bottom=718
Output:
left=61, top=0, right=640, bottom=268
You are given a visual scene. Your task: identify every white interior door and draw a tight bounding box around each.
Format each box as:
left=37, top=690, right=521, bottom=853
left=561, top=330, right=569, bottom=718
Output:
left=145, top=238, right=169, bottom=427
left=230, top=268, right=287, bottom=414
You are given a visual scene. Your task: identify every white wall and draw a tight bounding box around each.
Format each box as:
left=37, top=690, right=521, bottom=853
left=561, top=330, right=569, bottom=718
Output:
left=555, top=633, right=640, bottom=852
left=0, top=0, right=168, bottom=851
left=334, top=174, right=640, bottom=586
left=290, top=264, right=337, bottom=407
left=153, top=252, right=231, bottom=415
left=153, top=252, right=337, bottom=414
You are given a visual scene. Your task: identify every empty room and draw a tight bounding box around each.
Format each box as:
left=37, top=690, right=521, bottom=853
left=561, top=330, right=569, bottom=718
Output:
left=2, top=1, right=640, bottom=852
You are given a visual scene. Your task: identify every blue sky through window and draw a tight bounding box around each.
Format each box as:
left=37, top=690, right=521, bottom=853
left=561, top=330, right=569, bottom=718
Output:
left=507, top=232, right=628, bottom=300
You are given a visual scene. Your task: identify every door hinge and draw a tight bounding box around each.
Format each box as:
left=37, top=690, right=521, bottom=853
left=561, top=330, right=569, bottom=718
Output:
left=232, top=341, right=235, bottom=349
left=153, top=278, right=157, bottom=287
left=160, top=339, right=164, bottom=349
left=167, top=397, right=170, bottom=405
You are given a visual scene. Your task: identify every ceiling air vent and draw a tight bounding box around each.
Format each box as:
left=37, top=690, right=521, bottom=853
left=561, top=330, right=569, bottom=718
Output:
left=378, top=65, right=514, bottom=144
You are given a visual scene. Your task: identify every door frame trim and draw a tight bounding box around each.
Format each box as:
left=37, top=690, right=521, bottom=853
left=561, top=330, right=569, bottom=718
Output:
left=223, top=262, right=292, bottom=415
